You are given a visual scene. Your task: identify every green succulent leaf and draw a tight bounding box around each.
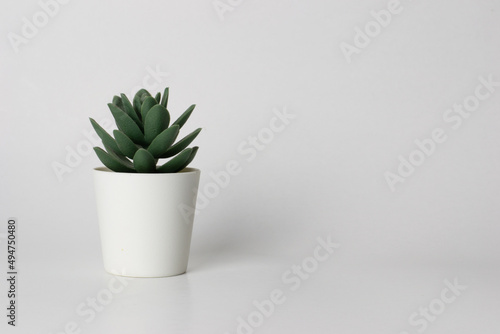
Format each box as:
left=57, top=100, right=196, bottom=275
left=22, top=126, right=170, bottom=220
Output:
left=160, top=87, right=169, bottom=109
left=92, top=87, right=201, bottom=174
left=89, top=118, right=124, bottom=157
left=171, top=104, right=196, bottom=129
left=120, top=94, right=143, bottom=129
left=147, top=125, right=179, bottom=158
left=157, top=147, right=193, bottom=173
left=108, top=103, right=146, bottom=146
left=144, top=105, right=170, bottom=144
left=160, top=128, right=201, bottom=158
left=133, top=89, right=152, bottom=114
left=112, top=96, right=124, bottom=111
left=93, top=147, right=135, bottom=173
left=133, top=148, right=156, bottom=173
left=141, top=96, right=158, bottom=122
left=113, top=130, right=140, bottom=159
left=177, top=146, right=199, bottom=172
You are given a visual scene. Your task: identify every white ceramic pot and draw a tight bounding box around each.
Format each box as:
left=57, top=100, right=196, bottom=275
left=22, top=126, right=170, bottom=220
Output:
left=93, top=167, right=201, bottom=278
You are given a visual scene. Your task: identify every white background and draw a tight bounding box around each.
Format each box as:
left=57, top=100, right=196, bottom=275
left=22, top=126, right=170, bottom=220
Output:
left=1, top=0, right=499, bottom=333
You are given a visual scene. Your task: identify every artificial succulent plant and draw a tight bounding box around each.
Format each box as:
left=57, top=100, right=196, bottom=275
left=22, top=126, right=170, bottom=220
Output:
left=90, top=87, right=201, bottom=173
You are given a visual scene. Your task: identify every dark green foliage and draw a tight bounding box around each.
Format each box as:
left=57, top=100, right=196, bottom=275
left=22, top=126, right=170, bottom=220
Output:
left=91, top=87, right=201, bottom=173
left=171, top=104, right=195, bottom=129
left=148, top=125, right=179, bottom=158
left=113, top=130, right=139, bottom=159
left=144, top=105, right=170, bottom=144
left=181, top=146, right=199, bottom=171
left=141, top=96, right=157, bottom=121
left=120, top=94, right=142, bottom=130
left=160, top=87, right=169, bottom=108
left=160, top=128, right=201, bottom=158
left=133, top=149, right=156, bottom=173
left=108, top=103, right=145, bottom=145
left=133, top=89, right=152, bottom=114
left=157, top=147, right=195, bottom=173
left=93, top=147, right=135, bottom=173
left=90, top=118, right=123, bottom=157
left=112, top=96, right=124, bottom=110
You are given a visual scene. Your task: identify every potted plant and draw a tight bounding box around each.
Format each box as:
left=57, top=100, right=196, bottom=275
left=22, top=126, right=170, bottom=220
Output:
left=91, top=87, right=201, bottom=278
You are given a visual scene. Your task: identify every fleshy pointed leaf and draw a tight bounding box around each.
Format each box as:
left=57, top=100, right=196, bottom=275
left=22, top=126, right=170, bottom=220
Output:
left=141, top=96, right=157, bottom=122
left=133, top=89, right=152, bottom=114
left=160, top=128, right=201, bottom=158
left=171, top=104, right=195, bottom=129
left=157, top=148, right=192, bottom=173
left=108, top=103, right=146, bottom=146
left=120, top=94, right=142, bottom=129
left=154, top=92, right=161, bottom=103
left=144, top=105, right=170, bottom=144
left=112, top=96, right=124, bottom=111
left=160, top=87, right=169, bottom=108
left=114, top=130, right=140, bottom=159
left=147, top=125, right=179, bottom=158
left=89, top=118, right=124, bottom=157
left=93, top=147, right=135, bottom=173
left=176, top=146, right=199, bottom=172
left=133, top=148, right=156, bottom=173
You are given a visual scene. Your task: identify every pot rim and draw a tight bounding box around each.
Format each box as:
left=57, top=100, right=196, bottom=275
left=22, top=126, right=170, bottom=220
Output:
left=94, top=166, right=200, bottom=175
